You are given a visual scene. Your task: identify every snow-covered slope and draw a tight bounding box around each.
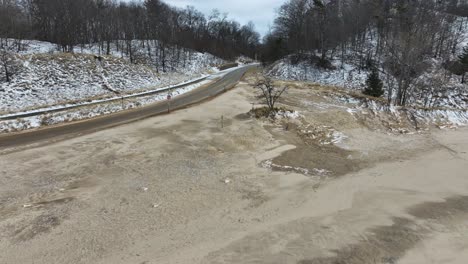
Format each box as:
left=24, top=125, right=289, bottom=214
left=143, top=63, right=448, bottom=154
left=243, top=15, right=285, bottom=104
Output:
left=268, top=31, right=468, bottom=111
left=0, top=40, right=225, bottom=114
left=411, top=59, right=468, bottom=109
left=268, top=16, right=468, bottom=110
left=0, top=53, right=159, bottom=113
left=268, top=58, right=368, bottom=90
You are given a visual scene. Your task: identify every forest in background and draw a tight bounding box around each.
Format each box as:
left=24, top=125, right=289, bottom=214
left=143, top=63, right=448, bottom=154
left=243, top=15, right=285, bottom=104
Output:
left=262, top=0, right=468, bottom=106
left=1, top=0, right=468, bottom=109
left=0, top=0, right=261, bottom=61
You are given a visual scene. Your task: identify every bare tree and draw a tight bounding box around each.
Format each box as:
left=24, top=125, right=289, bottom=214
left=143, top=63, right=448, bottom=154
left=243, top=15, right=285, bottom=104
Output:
left=8, top=0, right=260, bottom=61
left=0, top=47, right=19, bottom=83
left=263, top=0, right=467, bottom=107
left=254, top=75, right=288, bottom=115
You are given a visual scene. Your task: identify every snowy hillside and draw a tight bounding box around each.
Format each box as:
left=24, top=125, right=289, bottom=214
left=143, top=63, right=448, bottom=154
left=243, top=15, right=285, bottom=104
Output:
left=267, top=19, right=468, bottom=111
left=0, top=40, right=225, bottom=114
left=268, top=58, right=368, bottom=90
left=269, top=55, right=468, bottom=110
left=0, top=53, right=158, bottom=113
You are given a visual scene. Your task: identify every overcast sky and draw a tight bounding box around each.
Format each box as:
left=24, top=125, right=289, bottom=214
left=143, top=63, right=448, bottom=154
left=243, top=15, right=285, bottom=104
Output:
left=161, top=0, right=285, bottom=36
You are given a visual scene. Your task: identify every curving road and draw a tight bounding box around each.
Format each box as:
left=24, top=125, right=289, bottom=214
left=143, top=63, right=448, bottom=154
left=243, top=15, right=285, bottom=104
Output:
left=0, top=65, right=256, bottom=150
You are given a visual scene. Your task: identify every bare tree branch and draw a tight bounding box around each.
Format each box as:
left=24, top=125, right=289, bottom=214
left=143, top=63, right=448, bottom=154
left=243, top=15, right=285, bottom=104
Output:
left=254, top=74, right=288, bottom=116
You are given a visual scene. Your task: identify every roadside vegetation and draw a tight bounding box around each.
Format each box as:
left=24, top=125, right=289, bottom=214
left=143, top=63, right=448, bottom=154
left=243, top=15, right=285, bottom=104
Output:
left=252, top=75, right=289, bottom=118
left=261, top=0, right=468, bottom=110
left=0, top=0, right=261, bottom=112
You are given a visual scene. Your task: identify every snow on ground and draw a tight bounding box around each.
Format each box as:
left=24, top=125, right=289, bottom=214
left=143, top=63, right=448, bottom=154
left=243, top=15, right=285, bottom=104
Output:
left=69, top=40, right=224, bottom=75
left=0, top=53, right=159, bottom=113
left=0, top=80, right=211, bottom=133
left=275, top=110, right=302, bottom=120
left=269, top=55, right=468, bottom=111
left=297, top=123, right=350, bottom=146
left=348, top=96, right=468, bottom=130
left=261, top=159, right=331, bottom=177
left=283, top=80, right=468, bottom=137
left=0, top=39, right=225, bottom=114
left=0, top=62, right=250, bottom=133
left=9, top=39, right=225, bottom=73
left=269, top=58, right=368, bottom=90
left=268, top=19, right=468, bottom=112
left=410, top=60, right=468, bottom=110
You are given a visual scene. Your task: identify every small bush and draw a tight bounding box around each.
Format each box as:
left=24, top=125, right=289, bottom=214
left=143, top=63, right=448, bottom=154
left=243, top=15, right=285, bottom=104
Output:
left=249, top=106, right=289, bottom=119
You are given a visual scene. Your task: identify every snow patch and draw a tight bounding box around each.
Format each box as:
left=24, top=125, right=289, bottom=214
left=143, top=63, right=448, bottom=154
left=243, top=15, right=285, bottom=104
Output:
left=275, top=110, right=301, bottom=119
left=261, top=159, right=329, bottom=177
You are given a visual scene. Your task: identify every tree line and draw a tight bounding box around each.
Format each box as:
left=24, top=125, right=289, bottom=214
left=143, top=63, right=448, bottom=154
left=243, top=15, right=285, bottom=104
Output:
left=262, top=0, right=468, bottom=106
left=0, top=0, right=260, bottom=61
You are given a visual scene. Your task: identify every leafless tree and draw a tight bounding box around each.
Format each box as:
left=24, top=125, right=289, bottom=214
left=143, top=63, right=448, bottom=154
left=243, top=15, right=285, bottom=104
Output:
left=0, top=0, right=260, bottom=63
left=263, top=0, right=468, bottom=106
left=254, top=75, right=288, bottom=114
left=0, top=47, right=19, bottom=83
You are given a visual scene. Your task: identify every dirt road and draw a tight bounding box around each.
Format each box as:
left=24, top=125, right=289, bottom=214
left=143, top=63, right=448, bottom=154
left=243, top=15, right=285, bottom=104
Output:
left=0, top=79, right=467, bottom=264
left=0, top=65, right=254, bottom=150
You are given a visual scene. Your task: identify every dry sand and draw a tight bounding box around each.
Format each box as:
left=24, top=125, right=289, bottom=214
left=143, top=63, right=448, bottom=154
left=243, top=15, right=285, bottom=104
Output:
left=0, top=80, right=467, bottom=264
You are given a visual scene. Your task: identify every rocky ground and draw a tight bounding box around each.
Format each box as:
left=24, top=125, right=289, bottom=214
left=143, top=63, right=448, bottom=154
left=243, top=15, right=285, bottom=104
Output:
left=0, top=73, right=467, bottom=264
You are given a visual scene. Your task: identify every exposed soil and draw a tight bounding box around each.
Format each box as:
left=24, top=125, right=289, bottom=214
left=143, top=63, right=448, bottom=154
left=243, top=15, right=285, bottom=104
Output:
left=299, top=196, right=468, bottom=264
left=0, top=77, right=467, bottom=264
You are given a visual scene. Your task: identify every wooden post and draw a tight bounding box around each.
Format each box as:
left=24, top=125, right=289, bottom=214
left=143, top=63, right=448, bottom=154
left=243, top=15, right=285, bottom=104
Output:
left=167, top=93, right=172, bottom=113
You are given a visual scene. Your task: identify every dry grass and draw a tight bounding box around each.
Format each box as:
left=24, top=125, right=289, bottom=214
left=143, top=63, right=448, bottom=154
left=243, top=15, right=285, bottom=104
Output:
left=249, top=106, right=293, bottom=119
left=275, top=79, right=388, bottom=104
